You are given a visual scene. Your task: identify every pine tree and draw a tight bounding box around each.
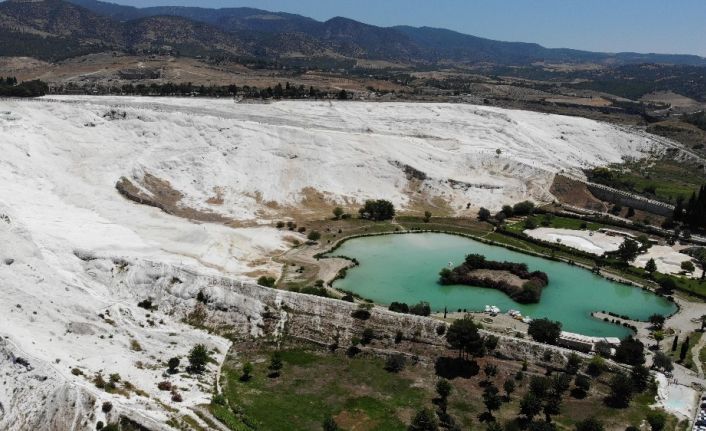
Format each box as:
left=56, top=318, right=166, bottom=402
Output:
left=679, top=336, right=690, bottom=362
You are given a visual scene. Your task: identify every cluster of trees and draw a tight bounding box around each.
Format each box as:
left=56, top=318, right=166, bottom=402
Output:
left=478, top=200, right=535, bottom=223
left=527, top=318, right=562, bottom=345
left=673, top=185, right=706, bottom=230
left=359, top=199, right=395, bottom=221
left=683, top=110, right=706, bottom=131
left=0, top=76, right=48, bottom=97
left=440, top=254, right=548, bottom=303
left=389, top=300, right=431, bottom=316
left=76, top=81, right=345, bottom=100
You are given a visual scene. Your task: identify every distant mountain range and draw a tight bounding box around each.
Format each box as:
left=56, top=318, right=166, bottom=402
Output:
left=1, top=0, right=705, bottom=66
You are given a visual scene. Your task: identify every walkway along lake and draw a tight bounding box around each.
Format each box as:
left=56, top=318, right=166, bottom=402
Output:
left=327, top=233, right=676, bottom=338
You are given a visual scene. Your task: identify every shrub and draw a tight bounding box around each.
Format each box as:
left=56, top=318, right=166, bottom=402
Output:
left=351, top=305, right=371, bottom=320
left=167, top=357, right=180, bottom=373
left=361, top=328, right=375, bottom=345
left=346, top=346, right=361, bottom=358
left=307, top=231, right=321, bottom=241
left=268, top=352, right=283, bottom=377
left=257, top=276, right=276, bottom=287
left=436, top=324, right=446, bottom=336
left=332, top=207, right=344, bottom=220
left=384, top=354, right=406, bottom=373
left=388, top=301, right=409, bottom=313
left=130, top=339, right=142, bottom=352
left=409, top=301, right=431, bottom=316
left=171, top=392, right=183, bottom=402
left=575, top=418, right=605, bottom=431
left=587, top=355, right=605, bottom=376
left=566, top=353, right=582, bottom=374
left=188, top=344, right=210, bottom=374
left=241, top=362, right=253, bottom=381
left=101, top=401, right=112, bottom=413
left=137, top=299, right=154, bottom=310
left=157, top=381, right=172, bottom=391
left=478, top=207, right=491, bottom=221
left=434, top=356, right=480, bottom=379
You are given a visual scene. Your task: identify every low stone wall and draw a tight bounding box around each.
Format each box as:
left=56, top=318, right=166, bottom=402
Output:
left=585, top=182, right=675, bottom=217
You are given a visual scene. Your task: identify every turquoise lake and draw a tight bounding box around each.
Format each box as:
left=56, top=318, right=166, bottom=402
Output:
left=328, top=233, right=676, bottom=338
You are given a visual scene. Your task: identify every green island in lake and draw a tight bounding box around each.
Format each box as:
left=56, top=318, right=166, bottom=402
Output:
left=439, top=253, right=549, bottom=303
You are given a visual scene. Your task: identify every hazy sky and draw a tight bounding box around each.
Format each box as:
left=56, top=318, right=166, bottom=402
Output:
left=109, top=0, right=706, bottom=56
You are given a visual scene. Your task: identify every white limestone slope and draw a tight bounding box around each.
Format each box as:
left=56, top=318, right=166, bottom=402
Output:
left=34, top=96, right=667, bottom=218
left=0, top=97, right=675, bottom=429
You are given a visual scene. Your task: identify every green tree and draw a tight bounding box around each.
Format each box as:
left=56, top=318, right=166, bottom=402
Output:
left=436, top=379, right=452, bottom=402
left=614, top=337, right=645, bottom=365
left=630, top=364, right=650, bottom=393
left=167, top=357, right=180, bottom=373
left=528, top=318, right=562, bottom=345
left=269, top=351, right=283, bottom=377
left=645, top=258, right=658, bottom=275
left=188, top=345, right=210, bottom=374
left=649, top=314, right=665, bottom=330
left=503, top=378, right=516, bottom=400
left=513, top=201, right=536, bottom=216
left=679, top=337, right=690, bottom=362
left=359, top=199, right=395, bottom=221
left=573, top=374, right=591, bottom=398
left=681, top=260, right=695, bottom=273
left=671, top=335, right=679, bottom=352
left=307, top=230, right=322, bottom=241
left=617, top=238, right=640, bottom=262
left=502, top=205, right=514, bottom=217
left=482, top=384, right=502, bottom=418
left=484, top=363, right=498, bottom=380
left=646, top=411, right=666, bottom=431
left=446, top=317, right=484, bottom=358
left=520, top=392, right=542, bottom=421
left=587, top=355, right=605, bottom=376
left=332, top=207, right=344, bottom=220
left=478, top=207, right=491, bottom=221
left=607, top=373, right=634, bottom=408
left=423, top=211, right=432, bottom=223
left=575, top=418, right=605, bottom=431
left=543, top=394, right=562, bottom=423
left=408, top=408, right=438, bottom=431
left=241, top=362, right=253, bottom=381
left=697, top=249, right=706, bottom=280
left=566, top=353, right=582, bottom=375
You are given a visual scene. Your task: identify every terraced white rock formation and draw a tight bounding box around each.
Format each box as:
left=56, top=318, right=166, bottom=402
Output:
left=0, top=96, right=677, bottom=429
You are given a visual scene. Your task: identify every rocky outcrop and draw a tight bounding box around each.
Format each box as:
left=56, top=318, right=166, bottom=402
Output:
left=86, top=258, right=446, bottom=350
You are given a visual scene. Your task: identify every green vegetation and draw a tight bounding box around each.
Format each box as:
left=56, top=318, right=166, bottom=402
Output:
left=215, top=347, right=425, bottom=430
left=0, top=76, right=48, bottom=97
left=212, top=339, right=679, bottom=431
left=683, top=111, right=706, bottom=132
left=587, top=159, right=705, bottom=204
left=358, top=199, right=396, bottom=221
left=507, top=215, right=604, bottom=234
left=439, top=253, right=549, bottom=303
